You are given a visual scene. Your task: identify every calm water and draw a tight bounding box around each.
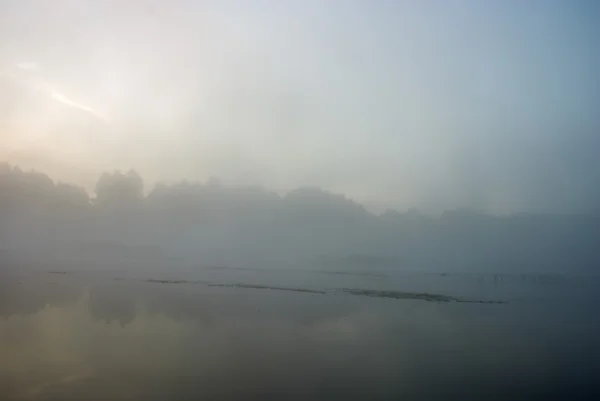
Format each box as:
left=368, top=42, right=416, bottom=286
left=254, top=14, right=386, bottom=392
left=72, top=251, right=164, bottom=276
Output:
left=1, top=267, right=599, bottom=400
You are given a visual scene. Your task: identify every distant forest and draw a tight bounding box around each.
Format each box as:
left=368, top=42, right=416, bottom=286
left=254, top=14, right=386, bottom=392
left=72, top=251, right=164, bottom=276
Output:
left=1, top=162, right=598, bottom=273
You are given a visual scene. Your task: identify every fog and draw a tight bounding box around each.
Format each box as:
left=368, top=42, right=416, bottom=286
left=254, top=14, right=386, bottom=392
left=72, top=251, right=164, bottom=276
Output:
left=2, top=163, right=599, bottom=398
left=2, top=163, right=599, bottom=274
left=1, top=1, right=599, bottom=213
left=2, top=1, right=600, bottom=399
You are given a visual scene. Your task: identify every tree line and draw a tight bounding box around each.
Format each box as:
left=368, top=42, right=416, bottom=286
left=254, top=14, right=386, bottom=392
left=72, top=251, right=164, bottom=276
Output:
left=1, top=162, right=598, bottom=273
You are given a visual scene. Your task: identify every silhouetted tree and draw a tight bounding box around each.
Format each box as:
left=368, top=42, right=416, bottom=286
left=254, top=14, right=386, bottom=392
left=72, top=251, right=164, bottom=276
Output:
left=94, top=170, right=144, bottom=209
left=1, top=161, right=599, bottom=273
left=54, top=183, right=90, bottom=208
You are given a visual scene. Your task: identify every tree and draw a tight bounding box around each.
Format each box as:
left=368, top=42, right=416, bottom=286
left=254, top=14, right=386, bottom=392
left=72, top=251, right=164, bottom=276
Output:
left=94, top=170, right=144, bottom=209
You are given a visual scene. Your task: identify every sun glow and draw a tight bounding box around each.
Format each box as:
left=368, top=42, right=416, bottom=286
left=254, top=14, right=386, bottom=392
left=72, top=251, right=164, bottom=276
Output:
left=51, top=91, right=108, bottom=122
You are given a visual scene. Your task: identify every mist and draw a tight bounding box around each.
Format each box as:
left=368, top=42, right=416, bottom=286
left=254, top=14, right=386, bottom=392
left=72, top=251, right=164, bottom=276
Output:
left=2, top=163, right=599, bottom=275
left=1, top=0, right=599, bottom=214
left=2, top=1, right=600, bottom=400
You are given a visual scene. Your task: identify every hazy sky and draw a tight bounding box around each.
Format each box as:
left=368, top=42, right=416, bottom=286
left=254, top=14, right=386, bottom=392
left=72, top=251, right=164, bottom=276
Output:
left=0, top=0, right=598, bottom=213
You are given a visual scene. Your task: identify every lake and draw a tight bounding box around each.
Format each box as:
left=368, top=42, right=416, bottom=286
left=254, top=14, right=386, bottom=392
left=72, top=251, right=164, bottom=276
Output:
left=1, top=266, right=599, bottom=400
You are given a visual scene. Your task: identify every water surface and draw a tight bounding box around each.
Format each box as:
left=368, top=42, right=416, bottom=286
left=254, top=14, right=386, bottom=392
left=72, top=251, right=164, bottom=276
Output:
left=1, top=267, right=599, bottom=400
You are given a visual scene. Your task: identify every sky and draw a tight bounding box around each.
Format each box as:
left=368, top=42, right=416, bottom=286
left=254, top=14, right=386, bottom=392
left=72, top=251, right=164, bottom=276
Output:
left=0, top=0, right=598, bottom=214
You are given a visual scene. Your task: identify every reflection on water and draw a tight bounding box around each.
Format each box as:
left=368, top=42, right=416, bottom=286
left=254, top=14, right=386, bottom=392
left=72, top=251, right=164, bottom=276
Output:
left=1, top=269, right=599, bottom=400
